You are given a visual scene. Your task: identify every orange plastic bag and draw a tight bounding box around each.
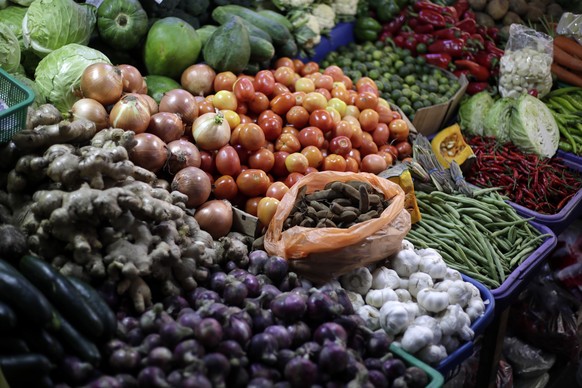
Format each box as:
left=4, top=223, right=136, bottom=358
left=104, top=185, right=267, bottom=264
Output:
left=264, top=171, right=411, bottom=282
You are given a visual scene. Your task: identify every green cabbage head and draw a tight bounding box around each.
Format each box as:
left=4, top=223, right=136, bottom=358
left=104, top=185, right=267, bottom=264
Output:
left=35, top=44, right=110, bottom=113
left=0, top=24, right=21, bottom=73
left=458, top=91, right=494, bottom=136
left=22, top=0, right=97, bottom=58
left=0, top=6, right=27, bottom=50
left=483, top=97, right=515, bottom=144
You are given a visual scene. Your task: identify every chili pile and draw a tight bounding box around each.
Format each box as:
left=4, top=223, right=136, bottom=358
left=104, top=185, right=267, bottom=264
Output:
left=466, top=136, right=582, bottom=214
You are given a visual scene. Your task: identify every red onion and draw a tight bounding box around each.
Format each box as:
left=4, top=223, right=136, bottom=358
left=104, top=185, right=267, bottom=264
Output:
left=194, top=200, right=233, bottom=239
left=171, top=167, right=211, bottom=208
left=129, top=133, right=169, bottom=173
left=167, top=139, right=201, bottom=174
left=147, top=112, right=185, bottom=143
left=159, top=89, right=199, bottom=124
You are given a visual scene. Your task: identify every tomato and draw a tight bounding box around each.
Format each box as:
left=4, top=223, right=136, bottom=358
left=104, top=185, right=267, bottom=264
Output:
left=347, top=148, right=361, bottom=164
left=283, top=172, right=304, bottom=188
left=274, top=66, right=295, bottom=87
left=275, top=133, right=301, bottom=153
left=303, top=92, right=328, bottom=113
left=282, top=126, right=299, bottom=137
left=333, top=120, right=355, bottom=139
left=327, top=97, right=347, bottom=117
left=273, top=83, right=291, bottom=96
left=221, top=109, right=240, bottom=130
left=213, top=175, right=238, bottom=200
left=233, top=77, right=255, bottom=102
left=248, top=148, right=275, bottom=172
left=347, top=90, right=358, bottom=105
left=238, top=123, right=265, bottom=152
left=293, top=91, right=306, bottom=106
left=377, top=150, right=395, bottom=167
left=359, top=135, right=379, bottom=156
left=286, top=106, right=310, bottom=129
left=305, top=72, right=321, bottom=83
left=326, top=107, right=341, bottom=126
left=389, top=119, right=410, bottom=142
left=375, top=104, right=393, bottom=124
left=248, top=92, right=270, bottom=114
left=266, top=181, right=289, bottom=200
left=233, top=143, right=250, bottom=164
left=356, top=92, right=379, bottom=111
left=297, top=126, right=325, bottom=148
left=356, top=77, right=377, bottom=92
left=198, top=100, right=215, bottom=115
left=245, top=196, right=262, bottom=216
left=322, top=154, right=346, bottom=172
left=379, top=144, right=399, bottom=161
left=295, top=77, right=315, bottom=93
left=309, top=109, right=334, bottom=133
left=254, top=70, right=276, bottom=97
left=305, top=166, right=318, bottom=175
left=259, top=117, right=283, bottom=141
left=328, top=136, right=352, bottom=156
left=301, top=145, right=323, bottom=168
left=272, top=151, right=290, bottom=177
left=351, top=125, right=364, bottom=148
left=344, top=105, right=360, bottom=118
left=301, top=62, right=319, bottom=76
left=361, top=154, right=387, bottom=174
left=372, top=123, right=390, bottom=146
left=356, top=83, right=378, bottom=97
left=213, top=71, right=237, bottom=92
left=331, top=86, right=350, bottom=103
left=285, top=152, right=309, bottom=174
left=257, top=197, right=280, bottom=227
left=199, top=150, right=216, bottom=174
left=391, top=111, right=402, bottom=120
left=215, top=145, right=242, bottom=177
left=312, top=74, right=332, bottom=91
left=323, top=65, right=344, bottom=82
left=395, top=141, right=413, bottom=160
left=239, top=114, right=253, bottom=124
left=236, top=169, right=271, bottom=197
left=275, top=57, right=294, bottom=70
left=345, top=156, right=359, bottom=172
left=270, top=92, right=295, bottom=116
left=235, top=102, right=248, bottom=115
left=315, top=88, right=332, bottom=100
left=292, top=59, right=304, bottom=75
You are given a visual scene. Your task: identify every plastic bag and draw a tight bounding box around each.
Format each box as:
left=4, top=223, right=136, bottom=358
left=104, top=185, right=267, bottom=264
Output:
left=557, top=13, right=582, bottom=46
left=498, top=24, right=553, bottom=98
left=502, top=336, right=556, bottom=379
left=264, top=171, right=410, bottom=282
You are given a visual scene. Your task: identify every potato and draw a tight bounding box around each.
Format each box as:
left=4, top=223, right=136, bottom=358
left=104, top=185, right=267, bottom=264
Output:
left=546, top=3, right=563, bottom=21
left=487, top=0, right=510, bottom=20
left=525, top=5, right=545, bottom=23
left=475, top=12, right=497, bottom=27
left=468, top=0, right=487, bottom=11
left=528, top=0, right=546, bottom=11
left=503, top=11, right=524, bottom=26
left=509, top=0, right=528, bottom=15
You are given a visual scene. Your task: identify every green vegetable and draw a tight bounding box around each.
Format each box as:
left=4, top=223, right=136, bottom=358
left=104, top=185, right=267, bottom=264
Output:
left=483, top=97, right=514, bottom=143
left=250, top=35, right=275, bottom=63
left=143, top=17, right=201, bottom=79
left=354, top=16, right=382, bottom=42
left=97, top=0, right=149, bottom=50
left=212, top=6, right=273, bottom=43
left=0, top=5, right=27, bottom=49
left=0, top=23, right=20, bottom=73
left=196, top=25, right=217, bottom=47
left=213, top=5, right=292, bottom=44
left=509, top=93, right=560, bottom=158
left=458, top=91, right=494, bottom=136
left=258, top=9, right=294, bottom=32
left=145, top=74, right=181, bottom=104
left=203, top=15, right=251, bottom=74
left=34, top=43, right=111, bottom=113
left=22, top=0, right=97, bottom=58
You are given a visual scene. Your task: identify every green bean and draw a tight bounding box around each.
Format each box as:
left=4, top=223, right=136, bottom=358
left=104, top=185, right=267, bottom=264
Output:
left=453, top=241, right=481, bottom=274
left=468, top=219, right=499, bottom=284
left=472, top=187, right=503, bottom=197
left=509, top=245, right=536, bottom=267
left=440, top=203, right=461, bottom=219
left=491, top=226, right=511, bottom=238
left=431, top=191, right=494, bottom=212
left=485, top=217, right=535, bottom=229
left=495, top=237, right=512, bottom=253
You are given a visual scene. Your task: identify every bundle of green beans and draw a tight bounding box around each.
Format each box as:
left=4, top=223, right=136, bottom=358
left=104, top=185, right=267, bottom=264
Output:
left=543, top=87, right=582, bottom=155
left=406, top=188, right=551, bottom=288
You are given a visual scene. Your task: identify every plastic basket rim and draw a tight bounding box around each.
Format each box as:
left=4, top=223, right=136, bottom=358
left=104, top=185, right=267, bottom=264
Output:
left=390, top=343, right=445, bottom=388
left=0, top=68, right=35, bottom=120
left=435, top=273, right=495, bottom=378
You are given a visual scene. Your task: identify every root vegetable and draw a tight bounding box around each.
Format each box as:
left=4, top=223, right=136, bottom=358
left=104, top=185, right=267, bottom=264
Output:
left=468, top=0, right=486, bottom=11
left=546, top=3, right=563, bottom=21
left=525, top=5, right=545, bottom=23
left=503, top=11, right=524, bottom=26
left=508, top=0, right=528, bottom=15
left=475, top=12, right=496, bottom=27
left=486, top=0, right=509, bottom=20
left=26, top=104, right=62, bottom=129
left=13, top=118, right=97, bottom=151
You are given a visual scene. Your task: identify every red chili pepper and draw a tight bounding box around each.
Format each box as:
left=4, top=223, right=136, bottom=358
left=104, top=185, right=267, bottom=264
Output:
left=455, top=19, right=476, bottom=34
left=383, top=14, right=407, bottom=34
left=433, top=27, right=462, bottom=40
left=415, top=33, right=434, bottom=44
left=453, top=0, right=470, bottom=19
left=422, top=53, right=453, bottom=69
left=428, top=39, right=466, bottom=56
left=414, top=24, right=435, bottom=34
left=403, top=36, right=418, bottom=55
left=470, top=33, right=485, bottom=47
left=407, top=17, right=419, bottom=30
left=486, top=27, right=500, bottom=42
left=485, top=41, right=504, bottom=57
left=413, top=1, right=448, bottom=13
left=418, top=10, right=447, bottom=27
left=528, top=89, right=539, bottom=97
left=460, top=51, right=476, bottom=61
left=394, top=35, right=405, bottom=48
left=444, top=15, right=457, bottom=25
left=462, top=10, right=475, bottom=20
left=453, top=69, right=471, bottom=78
left=474, top=50, right=499, bottom=69
left=465, top=81, right=489, bottom=94
left=379, top=31, right=392, bottom=41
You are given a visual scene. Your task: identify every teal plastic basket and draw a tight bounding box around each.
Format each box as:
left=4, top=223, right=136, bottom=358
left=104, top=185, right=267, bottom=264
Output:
left=0, top=68, right=35, bottom=143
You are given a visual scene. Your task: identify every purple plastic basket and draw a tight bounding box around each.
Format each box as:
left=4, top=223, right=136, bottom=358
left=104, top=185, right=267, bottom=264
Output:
left=436, top=274, right=495, bottom=381
left=490, top=221, right=557, bottom=311
left=508, top=153, right=582, bottom=235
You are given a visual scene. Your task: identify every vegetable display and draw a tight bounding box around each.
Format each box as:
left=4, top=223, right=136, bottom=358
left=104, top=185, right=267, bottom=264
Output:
left=543, top=86, right=582, bottom=154
left=466, top=136, right=582, bottom=214
left=320, top=40, right=461, bottom=118
left=407, top=190, right=549, bottom=288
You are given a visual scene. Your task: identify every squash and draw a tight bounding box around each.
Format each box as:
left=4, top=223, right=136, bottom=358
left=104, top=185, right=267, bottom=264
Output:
left=431, top=124, right=476, bottom=172
left=203, top=15, right=251, bottom=74
left=382, top=166, right=422, bottom=224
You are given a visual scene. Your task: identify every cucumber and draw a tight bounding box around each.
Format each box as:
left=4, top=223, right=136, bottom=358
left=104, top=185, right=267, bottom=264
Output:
left=197, top=25, right=218, bottom=47
left=0, top=260, right=59, bottom=331
left=52, top=312, right=101, bottom=365
left=19, top=255, right=104, bottom=339
left=277, top=38, right=299, bottom=58
left=213, top=5, right=292, bottom=44
left=19, top=326, right=64, bottom=362
left=0, top=354, right=52, bottom=384
left=0, top=301, right=17, bottom=331
left=258, top=10, right=293, bottom=32
left=250, top=35, right=276, bottom=63
left=204, top=16, right=251, bottom=74
left=0, top=338, right=30, bottom=354
left=68, top=276, right=117, bottom=341
left=212, top=7, right=272, bottom=43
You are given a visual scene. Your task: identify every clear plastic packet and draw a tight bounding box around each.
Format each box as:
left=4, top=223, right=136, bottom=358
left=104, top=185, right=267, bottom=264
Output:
left=498, top=24, right=553, bottom=98
left=557, top=13, right=582, bottom=46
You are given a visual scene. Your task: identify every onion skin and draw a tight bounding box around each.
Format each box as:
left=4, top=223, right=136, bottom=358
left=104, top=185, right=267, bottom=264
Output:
left=129, top=133, right=169, bottom=173
left=134, top=94, right=158, bottom=115
left=194, top=200, right=233, bottom=239
left=81, top=63, right=124, bottom=106
left=181, top=64, right=216, bottom=96
left=118, top=64, right=146, bottom=93
left=159, top=89, right=199, bottom=124
left=109, top=94, right=151, bottom=134
left=70, top=98, right=109, bottom=131
left=147, top=112, right=185, bottom=143
left=171, top=167, right=212, bottom=208
left=167, top=139, right=201, bottom=174
left=192, top=111, right=231, bottom=151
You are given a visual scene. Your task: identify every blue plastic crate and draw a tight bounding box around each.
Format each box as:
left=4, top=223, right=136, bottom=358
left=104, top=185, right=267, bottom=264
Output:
left=435, top=274, right=495, bottom=381
left=302, top=22, right=355, bottom=63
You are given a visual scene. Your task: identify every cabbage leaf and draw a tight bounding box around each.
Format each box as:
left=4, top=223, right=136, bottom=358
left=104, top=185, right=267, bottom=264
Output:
left=0, top=5, right=27, bottom=49
left=458, top=91, right=494, bottom=136
left=35, top=44, right=110, bottom=113
left=0, top=24, right=21, bottom=73
left=22, top=0, right=97, bottom=57
left=483, top=97, right=515, bottom=144
left=509, top=94, right=559, bottom=158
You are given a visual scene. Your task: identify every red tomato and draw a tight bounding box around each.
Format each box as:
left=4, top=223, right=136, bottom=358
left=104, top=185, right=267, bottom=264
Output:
left=301, top=62, right=319, bottom=76
left=347, top=149, right=361, bottom=164
left=245, top=196, right=262, bottom=216
left=266, top=181, right=289, bottom=200
left=376, top=104, right=393, bottom=124
left=395, top=141, right=413, bottom=160
left=323, top=65, right=344, bottom=81
left=275, top=57, right=294, bottom=70
left=238, top=123, right=266, bottom=152
left=233, top=143, right=250, bottom=165
left=282, top=126, right=299, bottom=137
left=233, top=77, right=256, bottom=102
left=315, top=88, right=332, bottom=100
left=372, top=123, right=390, bottom=146
left=322, top=154, right=347, bottom=172
left=389, top=119, right=410, bottom=142
left=328, top=136, right=352, bottom=156
left=315, top=75, right=334, bottom=90
left=356, top=92, right=379, bottom=111
left=273, top=83, right=291, bottom=96
left=248, top=148, right=275, bottom=172
left=198, top=100, right=215, bottom=115
left=297, top=126, right=325, bottom=148
left=361, top=154, right=387, bottom=174
left=286, top=106, right=310, bottom=129
left=215, top=145, right=242, bottom=177
left=345, top=156, right=359, bottom=172
left=309, top=109, right=334, bottom=133
left=236, top=169, right=271, bottom=197
left=283, top=172, right=305, bottom=187
left=213, top=71, right=237, bottom=91
left=248, top=92, right=270, bottom=114
left=254, top=70, right=276, bottom=96
left=199, top=150, right=216, bottom=174
left=301, top=145, right=324, bottom=168
left=359, top=136, right=379, bottom=157
left=292, top=59, right=304, bottom=75
left=285, top=152, right=309, bottom=174
left=270, top=92, right=295, bottom=116
left=272, top=151, right=290, bottom=177
left=377, top=150, right=395, bottom=167
left=274, top=67, right=295, bottom=87
left=213, top=175, right=238, bottom=200
left=275, top=133, right=301, bottom=153
left=259, top=117, right=283, bottom=141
